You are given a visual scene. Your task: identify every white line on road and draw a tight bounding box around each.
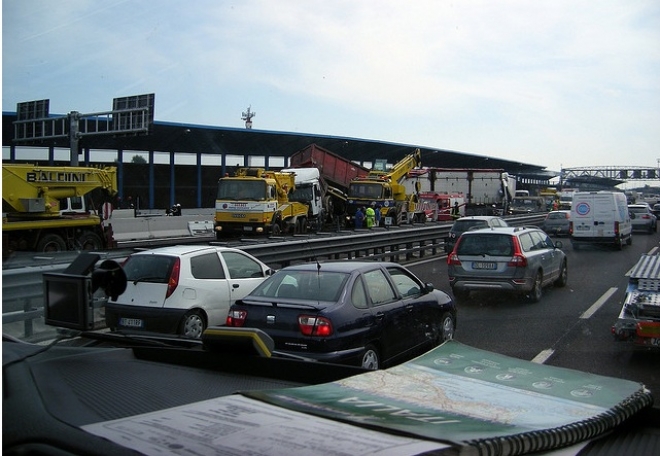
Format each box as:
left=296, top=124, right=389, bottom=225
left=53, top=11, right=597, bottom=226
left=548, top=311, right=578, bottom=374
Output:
left=581, top=287, right=618, bottom=319
left=532, top=287, right=619, bottom=364
left=531, top=349, right=554, bottom=364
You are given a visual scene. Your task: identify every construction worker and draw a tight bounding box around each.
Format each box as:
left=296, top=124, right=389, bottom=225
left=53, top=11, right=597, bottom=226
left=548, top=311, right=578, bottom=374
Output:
left=365, top=204, right=376, bottom=229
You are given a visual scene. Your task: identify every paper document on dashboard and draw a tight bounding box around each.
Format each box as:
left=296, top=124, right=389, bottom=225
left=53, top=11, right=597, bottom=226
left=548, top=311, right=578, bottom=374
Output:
left=83, top=394, right=448, bottom=456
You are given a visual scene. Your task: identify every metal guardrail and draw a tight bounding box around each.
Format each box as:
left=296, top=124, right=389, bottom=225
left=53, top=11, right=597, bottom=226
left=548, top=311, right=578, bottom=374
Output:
left=2, top=214, right=545, bottom=342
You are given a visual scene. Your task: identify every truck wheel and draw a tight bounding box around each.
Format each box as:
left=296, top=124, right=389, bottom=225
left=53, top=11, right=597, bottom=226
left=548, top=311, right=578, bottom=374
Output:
left=36, top=234, right=67, bottom=252
left=77, top=232, right=103, bottom=250
left=298, top=217, right=308, bottom=234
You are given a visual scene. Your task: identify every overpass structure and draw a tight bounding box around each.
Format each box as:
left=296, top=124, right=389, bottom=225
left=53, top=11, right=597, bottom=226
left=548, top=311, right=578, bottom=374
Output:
left=561, top=166, right=660, bottom=189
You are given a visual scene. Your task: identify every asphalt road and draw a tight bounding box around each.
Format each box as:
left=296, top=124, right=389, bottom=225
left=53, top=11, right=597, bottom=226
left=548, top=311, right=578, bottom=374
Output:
left=408, top=231, right=660, bottom=407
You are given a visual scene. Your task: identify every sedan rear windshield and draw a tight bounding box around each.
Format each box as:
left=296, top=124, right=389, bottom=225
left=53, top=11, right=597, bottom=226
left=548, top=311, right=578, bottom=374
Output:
left=457, top=234, right=513, bottom=256
left=250, top=270, right=349, bottom=302
left=453, top=220, right=487, bottom=231
left=123, top=255, right=176, bottom=283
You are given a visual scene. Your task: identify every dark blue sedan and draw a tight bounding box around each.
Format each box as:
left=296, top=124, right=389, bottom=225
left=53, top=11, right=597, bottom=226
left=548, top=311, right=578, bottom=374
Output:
left=226, top=261, right=457, bottom=369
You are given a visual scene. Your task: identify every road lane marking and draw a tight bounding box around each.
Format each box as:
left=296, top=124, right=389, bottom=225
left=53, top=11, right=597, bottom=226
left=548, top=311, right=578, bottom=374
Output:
left=531, top=349, right=554, bottom=364
left=580, top=287, right=618, bottom=319
left=533, top=287, right=619, bottom=364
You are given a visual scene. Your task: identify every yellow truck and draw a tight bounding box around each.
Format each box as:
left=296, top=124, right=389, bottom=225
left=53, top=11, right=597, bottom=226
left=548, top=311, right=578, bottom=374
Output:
left=214, top=168, right=309, bottom=238
left=2, top=164, right=118, bottom=253
left=346, top=148, right=425, bottom=226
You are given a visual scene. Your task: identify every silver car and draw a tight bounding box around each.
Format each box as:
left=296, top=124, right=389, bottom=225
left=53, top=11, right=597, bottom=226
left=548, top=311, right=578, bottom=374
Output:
left=444, top=216, right=509, bottom=253
left=628, top=204, right=657, bottom=233
left=447, top=226, right=567, bottom=302
left=540, top=210, right=571, bottom=237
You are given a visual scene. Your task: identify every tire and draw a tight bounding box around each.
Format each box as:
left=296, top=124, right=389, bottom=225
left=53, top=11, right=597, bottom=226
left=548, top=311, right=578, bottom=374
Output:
left=77, top=232, right=103, bottom=250
left=298, top=217, right=308, bottom=234
left=270, top=222, right=282, bottom=236
left=361, top=345, right=380, bottom=370
left=554, top=260, right=568, bottom=287
left=36, top=233, right=67, bottom=252
left=528, top=271, right=543, bottom=303
left=437, top=312, right=455, bottom=344
left=627, top=235, right=633, bottom=245
left=180, top=310, right=206, bottom=339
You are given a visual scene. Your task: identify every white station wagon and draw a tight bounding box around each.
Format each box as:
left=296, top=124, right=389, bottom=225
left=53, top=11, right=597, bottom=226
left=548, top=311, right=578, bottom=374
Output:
left=105, top=245, right=273, bottom=338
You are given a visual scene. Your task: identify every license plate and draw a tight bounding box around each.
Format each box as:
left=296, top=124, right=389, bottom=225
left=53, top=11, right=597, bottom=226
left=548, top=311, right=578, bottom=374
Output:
left=576, top=225, right=590, bottom=231
left=243, top=226, right=253, bottom=232
left=119, top=318, right=144, bottom=328
left=472, top=262, right=496, bottom=270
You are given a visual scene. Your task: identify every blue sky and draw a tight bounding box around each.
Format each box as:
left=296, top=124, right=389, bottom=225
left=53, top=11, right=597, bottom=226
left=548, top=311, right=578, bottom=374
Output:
left=3, top=0, right=660, bottom=176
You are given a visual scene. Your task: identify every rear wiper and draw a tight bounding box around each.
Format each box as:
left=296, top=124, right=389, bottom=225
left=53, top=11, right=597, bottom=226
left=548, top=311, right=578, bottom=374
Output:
left=131, top=276, right=163, bottom=285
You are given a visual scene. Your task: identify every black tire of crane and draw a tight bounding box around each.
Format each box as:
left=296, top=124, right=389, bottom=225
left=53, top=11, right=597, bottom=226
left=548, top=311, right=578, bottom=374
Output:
left=78, top=232, right=104, bottom=250
left=36, top=233, right=67, bottom=252
left=298, top=217, right=308, bottom=234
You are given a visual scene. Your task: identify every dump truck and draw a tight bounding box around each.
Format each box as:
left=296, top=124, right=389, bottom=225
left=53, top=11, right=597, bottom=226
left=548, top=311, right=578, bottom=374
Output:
left=2, top=164, right=118, bottom=253
left=286, top=143, right=370, bottom=230
left=403, top=168, right=515, bottom=216
left=611, top=254, right=660, bottom=349
left=214, top=168, right=309, bottom=237
left=346, top=148, right=425, bottom=226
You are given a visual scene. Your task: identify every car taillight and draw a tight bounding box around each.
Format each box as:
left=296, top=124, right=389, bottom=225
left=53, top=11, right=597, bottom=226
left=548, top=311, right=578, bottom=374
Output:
left=614, top=221, right=620, bottom=235
left=166, top=258, right=181, bottom=298
left=298, top=315, right=333, bottom=337
left=568, top=221, right=573, bottom=235
left=507, top=237, right=527, bottom=267
left=447, top=252, right=461, bottom=266
left=226, top=310, right=247, bottom=327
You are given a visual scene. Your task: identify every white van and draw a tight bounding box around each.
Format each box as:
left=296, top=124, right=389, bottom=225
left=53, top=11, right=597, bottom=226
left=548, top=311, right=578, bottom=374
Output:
left=569, top=191, right=632, bottom=250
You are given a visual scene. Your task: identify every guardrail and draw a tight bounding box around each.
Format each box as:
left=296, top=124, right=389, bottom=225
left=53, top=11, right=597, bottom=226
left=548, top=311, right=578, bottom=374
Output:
left=2, top=214, right=546, bottom=342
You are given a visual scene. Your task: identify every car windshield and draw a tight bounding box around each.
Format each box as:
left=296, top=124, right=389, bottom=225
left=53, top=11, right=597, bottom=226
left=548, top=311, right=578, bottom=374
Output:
left=547, top=212, right=567, bottom=220
left=629, top=207, right=648, bottom=214
left=456, top=234, right=513, bottom=256
left=249, top=270, right=350, bottom=302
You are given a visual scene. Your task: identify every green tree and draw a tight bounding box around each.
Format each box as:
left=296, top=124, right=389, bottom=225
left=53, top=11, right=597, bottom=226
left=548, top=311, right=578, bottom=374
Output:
left=131, top=155, right=147, bottom=164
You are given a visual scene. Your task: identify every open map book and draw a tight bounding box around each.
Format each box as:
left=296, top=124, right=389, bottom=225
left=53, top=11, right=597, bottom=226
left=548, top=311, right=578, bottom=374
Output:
left=246, top=340, right=653, bottom=455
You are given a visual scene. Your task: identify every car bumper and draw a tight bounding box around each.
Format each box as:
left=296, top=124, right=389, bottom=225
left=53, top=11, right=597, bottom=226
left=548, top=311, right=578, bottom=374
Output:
left=450, top=277, right=533, bottom=293
left=105, top=303, right=187, bottom=335
left=275, top=345, right=366, bottom=367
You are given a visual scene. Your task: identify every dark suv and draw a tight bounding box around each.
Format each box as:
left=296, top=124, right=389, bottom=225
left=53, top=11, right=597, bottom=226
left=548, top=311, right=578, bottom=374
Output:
left=444, top=216, right=508, bottom=253
left=447, top=226, right=567, bottom=302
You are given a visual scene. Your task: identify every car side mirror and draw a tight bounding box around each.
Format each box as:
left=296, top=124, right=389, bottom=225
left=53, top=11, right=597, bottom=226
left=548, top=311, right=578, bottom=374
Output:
left=629, top=212, right=636, bottom=219
left=424, top=282, right=434, bottom=293
left=554, top=240, right=563, bottom=249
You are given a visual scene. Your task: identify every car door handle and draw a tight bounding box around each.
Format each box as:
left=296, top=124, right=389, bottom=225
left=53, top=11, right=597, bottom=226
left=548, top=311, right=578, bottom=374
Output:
left=232, top=283, right=240, bottom=289
left=375, top=312, right=385, bottom=321
left=405, top=304, right=414, bottom=312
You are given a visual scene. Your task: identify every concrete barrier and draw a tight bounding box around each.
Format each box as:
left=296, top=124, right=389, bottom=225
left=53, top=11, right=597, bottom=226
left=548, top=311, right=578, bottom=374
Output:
left=104, top=209, right=215, bottom=241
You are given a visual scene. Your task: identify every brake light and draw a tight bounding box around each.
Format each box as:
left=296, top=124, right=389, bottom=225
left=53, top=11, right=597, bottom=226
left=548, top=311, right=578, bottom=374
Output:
left=507, top=237, right=527, bottom=267
left=166, top=258, right=181, bottom=298
left=226, top=310, right=247, bottom=327
left=298, top=315, right=333, bottom=337
left=568, top=221, right=573, bottom=236
left=447, top=252, right=461, bottom=266
left=614, top=221, right=620, bottom=236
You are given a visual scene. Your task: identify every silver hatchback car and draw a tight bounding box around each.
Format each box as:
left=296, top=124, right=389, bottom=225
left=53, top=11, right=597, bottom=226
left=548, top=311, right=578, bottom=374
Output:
left=447, top=226, right=567, bottom=302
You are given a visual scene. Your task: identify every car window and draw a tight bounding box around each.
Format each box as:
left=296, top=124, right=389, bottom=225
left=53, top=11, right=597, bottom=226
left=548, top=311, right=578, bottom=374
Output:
left=454, top=220, right=486, bottom=231
left=351, top=277, right=369, bottom=309
left=518, top=233, right=535, bottom=252
left=221, top=251, right=264, bottom=279
left=122, top=255, right=175, bottom=283
left=363, top=269, right=397, bottom=306
left=529, top=231, right=549, bottom=250
left=190, top=252, right=225, bottom=279
left=386, top=266, right=421, bottom=297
